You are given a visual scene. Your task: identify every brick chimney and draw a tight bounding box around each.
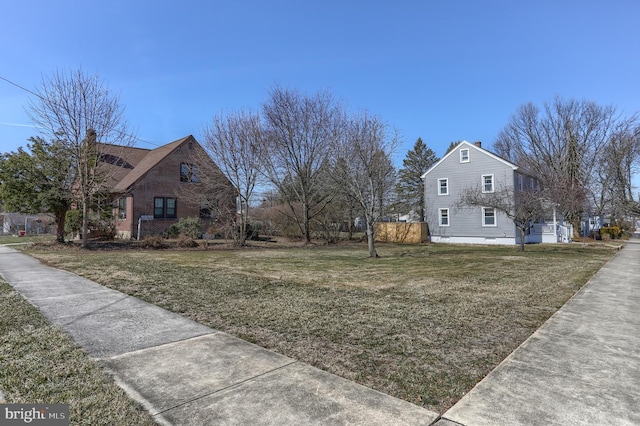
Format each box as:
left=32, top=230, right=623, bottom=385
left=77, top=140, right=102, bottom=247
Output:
left=474, top=141, right=482, bottom=148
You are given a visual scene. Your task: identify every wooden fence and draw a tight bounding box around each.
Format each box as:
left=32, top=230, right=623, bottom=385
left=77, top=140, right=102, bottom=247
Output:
left=374, top=222, right=428, bottom=244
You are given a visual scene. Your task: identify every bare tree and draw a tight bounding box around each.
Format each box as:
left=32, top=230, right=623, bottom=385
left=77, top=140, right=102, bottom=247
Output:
left=198, top=110, right=265, bottom=245
left=458, top=185, right=548, bottom=252
left=594, top=119, right=640, bottom=226
left=494, top=97, right=618, bottom=232
left=335, top=112, right=398, bottom=257
left=27, top=68, right=135, bottom=247
left=261, top=86, right=344, bottom=243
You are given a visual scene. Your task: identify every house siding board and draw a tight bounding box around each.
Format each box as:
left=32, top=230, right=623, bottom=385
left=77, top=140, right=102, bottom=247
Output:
left=424, top=142, right=517, bottom=241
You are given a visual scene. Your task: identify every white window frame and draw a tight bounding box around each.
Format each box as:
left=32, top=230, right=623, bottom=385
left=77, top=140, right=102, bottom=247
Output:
left=482, top=207, right=497, bottom=227
left=460, top=148, right=470, bottom=163
left=439, top=208, right=450, bottom=227
left=482, top=174, right=494, bottom=193
left=438, top=178, right=449, bottom=196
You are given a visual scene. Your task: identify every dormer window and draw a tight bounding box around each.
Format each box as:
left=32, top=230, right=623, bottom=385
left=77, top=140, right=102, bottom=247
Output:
left=460, top=148, right=470, bottom=163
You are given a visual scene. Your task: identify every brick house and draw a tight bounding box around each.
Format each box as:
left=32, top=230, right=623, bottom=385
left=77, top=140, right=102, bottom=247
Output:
left=100, top=135, right=234, bottom=239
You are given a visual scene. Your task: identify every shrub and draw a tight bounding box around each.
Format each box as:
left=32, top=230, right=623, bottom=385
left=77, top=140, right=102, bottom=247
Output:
left=177, top=235, right=198, bottom=248
left=245, top=223, right=259, bottom=240
left=166, top=223, right=180, bottom=239
left=140, top=235, right=165, bottom=249
left=165, top=217, right=203, bottom=239
left=600, top=226, right=622, bottom=240
left=64, top=209, right=116, bottom=240
left=65, top=210, right=83, bottom=238
left=87, top=211, right=116, bottom=240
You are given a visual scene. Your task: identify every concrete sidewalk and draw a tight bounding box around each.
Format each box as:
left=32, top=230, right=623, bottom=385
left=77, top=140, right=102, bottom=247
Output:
left=0, top=245, right=439, bottom=425
left=436, top=237, right=640, bottom=426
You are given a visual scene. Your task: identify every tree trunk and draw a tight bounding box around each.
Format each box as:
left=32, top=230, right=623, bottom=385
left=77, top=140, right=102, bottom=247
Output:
left=366, top=221, right=378, bottom=258
left=518, top=226, right=526, bottom=252
left=347, top=207, right=354, bottom=240
left=81, top=198, right=88, bottom=248
left=238, top=207, right=248, bottom=246
left=303, top=203, right=312, bottom=244
left=55, top=210, right=67, bottom=243
left=238, top=223, right=247, bottom=246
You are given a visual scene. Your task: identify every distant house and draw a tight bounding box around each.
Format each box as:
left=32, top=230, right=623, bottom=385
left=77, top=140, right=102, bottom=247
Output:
left=421, top=140, right=571, bottom=245
left=100, top=135, right=234, bottom=239
left=0, top=212, right=53, bottom=235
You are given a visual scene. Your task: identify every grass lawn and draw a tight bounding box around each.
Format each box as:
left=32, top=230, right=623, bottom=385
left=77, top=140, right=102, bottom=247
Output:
left=0, top=235, right=55, bottom=245
left=24, top=241, right=615, bottom=413
left=0, top=279, right=157, bottom=425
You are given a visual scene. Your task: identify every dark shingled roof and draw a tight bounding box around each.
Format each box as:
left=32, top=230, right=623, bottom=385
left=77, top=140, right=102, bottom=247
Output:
left=99, top=135, right=194, bottom=193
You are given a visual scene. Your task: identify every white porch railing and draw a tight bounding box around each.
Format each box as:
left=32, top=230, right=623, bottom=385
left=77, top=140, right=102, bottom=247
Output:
left=557, top=224, right=572, bottom=243
left=532, top=224, right=554, bottom=234
left=528, top=223, right=573, bottom=243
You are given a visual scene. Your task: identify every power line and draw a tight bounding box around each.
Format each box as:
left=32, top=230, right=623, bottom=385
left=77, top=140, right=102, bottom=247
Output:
left=0, top=75, right=163, bottom=148
left=0, top=75, right=39, bottom=98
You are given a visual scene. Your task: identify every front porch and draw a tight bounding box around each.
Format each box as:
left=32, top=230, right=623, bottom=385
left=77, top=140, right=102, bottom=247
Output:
left=525, top=222, right=573, bottom=244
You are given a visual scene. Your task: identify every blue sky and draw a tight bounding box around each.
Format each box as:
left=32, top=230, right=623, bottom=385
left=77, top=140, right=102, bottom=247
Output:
left=1, top=0, right=639, bottom=169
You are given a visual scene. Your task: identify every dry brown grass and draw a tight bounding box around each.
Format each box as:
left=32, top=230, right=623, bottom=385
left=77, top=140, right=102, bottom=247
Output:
left=24, top=241, right=615, bottom=413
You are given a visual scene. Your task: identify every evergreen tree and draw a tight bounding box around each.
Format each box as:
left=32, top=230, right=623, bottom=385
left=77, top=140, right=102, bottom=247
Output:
left=0, top=136, right=74, bottom=242
left=396, top=138, right=438, bottom=220
left=445, top=140, right=462, bottom=155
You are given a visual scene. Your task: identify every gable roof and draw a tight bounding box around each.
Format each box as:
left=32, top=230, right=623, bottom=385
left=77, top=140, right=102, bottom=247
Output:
left=99, top=144, right=151, bottom=186
left=100, top=135, right=196, bottom=193
left=420, top=140, right=519, bottom=179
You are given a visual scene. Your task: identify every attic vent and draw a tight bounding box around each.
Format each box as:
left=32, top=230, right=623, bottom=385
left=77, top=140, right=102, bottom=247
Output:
left=188, top=141, right=193, bottom=150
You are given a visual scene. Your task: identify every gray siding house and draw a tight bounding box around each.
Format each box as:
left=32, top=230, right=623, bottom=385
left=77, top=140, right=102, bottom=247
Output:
left=422, top=141, right=568, bottom=245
